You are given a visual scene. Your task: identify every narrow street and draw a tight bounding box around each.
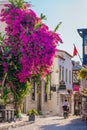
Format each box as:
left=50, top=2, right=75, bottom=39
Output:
left=9, top=116, right=87, bottom=130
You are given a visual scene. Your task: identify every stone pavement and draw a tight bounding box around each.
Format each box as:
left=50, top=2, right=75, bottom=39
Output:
left=0, top=115, right=87, bottom=130
left=0, top=114, right=29, bottom=130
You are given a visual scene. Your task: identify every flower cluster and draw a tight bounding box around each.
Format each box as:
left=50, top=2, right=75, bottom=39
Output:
left=0, top=2, right=62, bottom=82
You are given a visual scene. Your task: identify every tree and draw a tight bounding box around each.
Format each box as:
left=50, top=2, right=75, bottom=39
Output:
left=78, top=68, right=87, bottom=79
left=78, top=68, right=87, bottom=97
left=0, top=0, right=62, bottom=115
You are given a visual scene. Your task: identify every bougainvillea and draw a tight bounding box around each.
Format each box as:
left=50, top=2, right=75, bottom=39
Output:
left=0, top=0, right=63, bottom=83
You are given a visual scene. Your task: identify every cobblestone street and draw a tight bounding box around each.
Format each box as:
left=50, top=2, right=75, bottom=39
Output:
left=8, top=116, right=87, bottom=130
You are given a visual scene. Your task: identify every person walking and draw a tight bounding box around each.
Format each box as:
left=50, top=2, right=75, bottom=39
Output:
left=62, top=99, right=69, bottom=118
left=63, top=99, right=69, bottom=107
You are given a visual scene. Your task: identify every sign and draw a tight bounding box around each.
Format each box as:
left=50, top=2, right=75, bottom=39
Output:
left=59, top=80, right=65, bottom=85
left=51, top=85, right=56, bottom=92
left=73, top=85, right=80, bottom=92
left=59, top=80, right=66, bottom=90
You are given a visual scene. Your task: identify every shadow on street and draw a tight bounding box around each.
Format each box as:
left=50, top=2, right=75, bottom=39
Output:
left=40, top=116, right=87, bottom=130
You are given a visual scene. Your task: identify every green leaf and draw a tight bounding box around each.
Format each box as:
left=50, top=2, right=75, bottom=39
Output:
left=9, top=0, right=15, bottom=7
left=3, top=88, right=9, bottom=95
left=54, top=22, right=62, bottom=32
left=0, top=33, right=5, bottom=42
left=34, top=23, right=41, bottom=30
left=9, top=0, right=24, bottom=8
left=78, top=68, right=87, bottom=79
left=40, top=13, right=47, bottom=20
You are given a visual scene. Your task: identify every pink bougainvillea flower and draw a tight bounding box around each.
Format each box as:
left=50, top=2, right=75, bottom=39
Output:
left=2, top=62, right=8, bottom=67
left=0, top=2, right=63, bottom=82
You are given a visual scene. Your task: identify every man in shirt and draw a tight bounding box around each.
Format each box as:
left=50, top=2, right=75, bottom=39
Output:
left=63, top=99, right=69, bottom=111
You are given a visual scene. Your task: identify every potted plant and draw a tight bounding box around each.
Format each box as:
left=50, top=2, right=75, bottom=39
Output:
left=27, top=109, right=38, bottom=121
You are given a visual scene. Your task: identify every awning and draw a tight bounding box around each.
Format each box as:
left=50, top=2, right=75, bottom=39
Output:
left=73, top=85, right=80, bottom=92
left=58, top=80, right=66, bottom=90
left=59, top=84, right=66, bottom=90
left=59, top=91, right=69, bottom=95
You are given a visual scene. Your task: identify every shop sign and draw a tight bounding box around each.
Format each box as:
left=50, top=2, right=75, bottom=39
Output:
left=51, top=84, right=56, bottom=92
left=59, top=80, right=66, bottom=90
left=73, top=85, right=80, bottom=92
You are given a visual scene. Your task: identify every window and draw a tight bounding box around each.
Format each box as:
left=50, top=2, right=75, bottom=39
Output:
left=62, top=66, right=64, bottom=80
left=84, top=46, right=87, bottom=54
left=59, top=65, right=61, bottom=80
left=31, top=81, right=35, bottom=100
left=69, top=70, right=71, bottom=84
left=84, top=35, right=87, bottom=45
left=84, top=35, right=87, bottom=54
left=66, top=69, right=68, bottom=82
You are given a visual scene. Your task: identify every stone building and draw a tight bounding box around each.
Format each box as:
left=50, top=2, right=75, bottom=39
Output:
left=23, top=49, right=74, bottom=116
left=55, top=50, right=73, bottom=116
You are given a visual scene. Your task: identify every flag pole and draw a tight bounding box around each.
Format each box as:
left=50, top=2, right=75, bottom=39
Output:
left=73, top=44, right=82, bottom=64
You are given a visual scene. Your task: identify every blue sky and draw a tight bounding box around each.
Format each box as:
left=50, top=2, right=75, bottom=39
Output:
left=25, top=0, right=87, bottom=63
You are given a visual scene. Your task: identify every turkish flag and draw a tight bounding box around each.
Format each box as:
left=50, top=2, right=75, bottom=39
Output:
left=73, top=45, right=78, bottom=56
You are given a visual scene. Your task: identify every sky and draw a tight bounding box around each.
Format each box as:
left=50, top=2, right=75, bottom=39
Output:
left=25, top=0, right=87, bottom=63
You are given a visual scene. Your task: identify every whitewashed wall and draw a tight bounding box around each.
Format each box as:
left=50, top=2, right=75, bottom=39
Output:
left=0, top=0, right=8, bottom=33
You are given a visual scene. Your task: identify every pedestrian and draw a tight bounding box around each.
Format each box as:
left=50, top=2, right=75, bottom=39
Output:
left=63, top=99, right=69, bottom=107
left=62, top=99, right=69, bottom=118
left=63, top=99, right=69, bottom=110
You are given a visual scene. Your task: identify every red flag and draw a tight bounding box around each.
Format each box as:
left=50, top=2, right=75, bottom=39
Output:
left=73, top=45, right=78, bottom=56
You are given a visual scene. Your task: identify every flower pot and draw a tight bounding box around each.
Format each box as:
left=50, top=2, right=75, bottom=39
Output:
left=29, top=114, right=35, bottom=121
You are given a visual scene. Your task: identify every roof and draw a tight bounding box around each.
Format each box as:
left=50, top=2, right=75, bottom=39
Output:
left=78, top=28, right=87, bottom=31
left=77, top=28, right=87, bottom=38
left=55, top=54, right=65, bottom=60
left=73, top=65, right=82, bottom=70
left=57, top=49, right=73, bottom=58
